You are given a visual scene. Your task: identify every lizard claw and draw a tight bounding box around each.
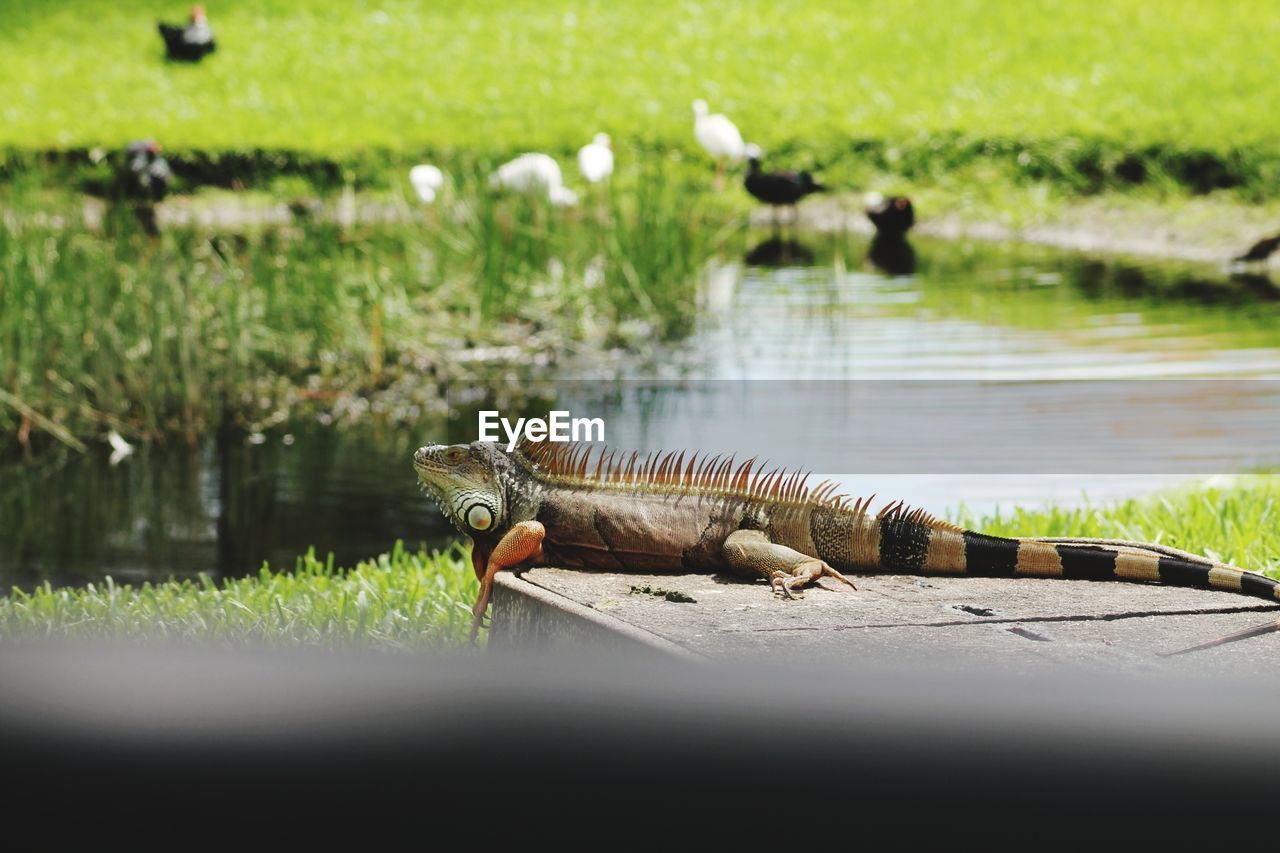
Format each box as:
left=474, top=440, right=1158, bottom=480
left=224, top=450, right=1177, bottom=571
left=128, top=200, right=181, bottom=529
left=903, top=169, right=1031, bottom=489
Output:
left=770, top=575, right=803, bottom=599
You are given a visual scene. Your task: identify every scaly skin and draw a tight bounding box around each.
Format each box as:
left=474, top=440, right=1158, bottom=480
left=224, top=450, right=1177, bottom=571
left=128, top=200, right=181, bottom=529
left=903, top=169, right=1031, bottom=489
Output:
left=413, top=441, right=1280, bottom=649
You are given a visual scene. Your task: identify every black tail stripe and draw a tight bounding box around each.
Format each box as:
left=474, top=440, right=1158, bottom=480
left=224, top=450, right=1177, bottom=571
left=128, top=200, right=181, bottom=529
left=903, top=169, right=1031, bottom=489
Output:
left=810, top=506, right=854, bottom=571
left=1158, top=556, right=1211, bottom=588
left=962, top=531, right=1019, bottom=577
left=879, top=518, right=930, bottom=572
left=1240, top=572, right=1279, bottom=601
left=1056, top=545, right=1118, bottom=581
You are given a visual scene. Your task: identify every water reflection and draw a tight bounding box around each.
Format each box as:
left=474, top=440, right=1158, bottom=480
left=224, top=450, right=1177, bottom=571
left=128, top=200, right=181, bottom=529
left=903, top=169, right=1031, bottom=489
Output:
left=0, top=425, right=447, bottom=591
left=865, top=234, right=917, bottom=276
left=1227, top=272, right=1280, bottom=301
left=744, top=236, right=816, bottom=267
left=1064, top=257, right=1280, bottom=305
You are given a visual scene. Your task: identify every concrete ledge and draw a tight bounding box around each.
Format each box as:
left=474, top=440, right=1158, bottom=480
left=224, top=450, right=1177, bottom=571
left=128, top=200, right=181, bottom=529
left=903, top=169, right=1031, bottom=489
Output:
left=489, top=572, right=705, bottom=659
left=492, top=567, right=1280, bottom=673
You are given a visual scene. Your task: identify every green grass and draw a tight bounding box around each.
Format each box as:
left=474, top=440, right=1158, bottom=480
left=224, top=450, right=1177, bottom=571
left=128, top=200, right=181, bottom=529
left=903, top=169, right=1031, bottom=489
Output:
left=0, top=542, right=480, bottom=649
left=2, top=477, right=1275, bottom=650
left=5, top=0, right=1280, bottom=196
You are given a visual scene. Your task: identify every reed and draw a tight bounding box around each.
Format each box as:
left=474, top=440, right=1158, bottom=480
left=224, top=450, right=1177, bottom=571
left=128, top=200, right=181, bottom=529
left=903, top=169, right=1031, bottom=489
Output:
left=0, top=164, right=719, bottom=454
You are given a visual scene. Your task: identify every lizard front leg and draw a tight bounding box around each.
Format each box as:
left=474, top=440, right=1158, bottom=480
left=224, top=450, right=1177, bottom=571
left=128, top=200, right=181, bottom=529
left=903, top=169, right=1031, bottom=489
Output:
left=471, top=521, right=545, bottom=641
left=722, top=529, right=857, bottom=599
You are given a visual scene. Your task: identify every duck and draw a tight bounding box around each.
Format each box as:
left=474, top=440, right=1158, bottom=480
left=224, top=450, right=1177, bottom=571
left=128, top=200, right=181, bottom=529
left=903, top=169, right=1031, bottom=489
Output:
left=408, top=164, right=445, bottom=203
left=865, top=192, right=915, bottom=237
left=577, top=133, right=614, bottom=184
left=742, top=144, right=825, bottom=224
left=125, top=139, right=173, bottom=202
left=692, top=99, right=745, bottom=189
left=158, top=5, right=216, bottom=62
left=490, top=153, right=577, bottom=206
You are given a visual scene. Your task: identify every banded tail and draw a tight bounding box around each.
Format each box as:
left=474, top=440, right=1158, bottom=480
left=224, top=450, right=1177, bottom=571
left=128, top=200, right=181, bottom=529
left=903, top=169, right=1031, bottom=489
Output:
left=841, top=504, right=1278, bottom=607
left=880, top=517, right=1280, bottom=650
left=953, top=532, right=1280, bottom=604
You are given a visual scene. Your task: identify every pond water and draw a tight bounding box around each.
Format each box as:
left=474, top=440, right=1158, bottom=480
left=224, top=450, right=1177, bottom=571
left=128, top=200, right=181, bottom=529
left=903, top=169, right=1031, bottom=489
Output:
left=5, top=229, right=1280, bottom=590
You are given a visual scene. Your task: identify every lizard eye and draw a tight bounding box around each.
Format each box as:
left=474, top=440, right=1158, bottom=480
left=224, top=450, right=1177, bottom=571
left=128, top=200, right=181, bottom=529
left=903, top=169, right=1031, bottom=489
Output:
left=446, top=447, right=465, bottom=462
left=466, top=504, right=493, bottom=531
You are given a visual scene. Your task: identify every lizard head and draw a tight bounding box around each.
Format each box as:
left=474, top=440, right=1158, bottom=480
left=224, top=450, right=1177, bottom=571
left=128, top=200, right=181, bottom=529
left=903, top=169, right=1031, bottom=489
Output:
left=413, top=442, right=509, bottom=535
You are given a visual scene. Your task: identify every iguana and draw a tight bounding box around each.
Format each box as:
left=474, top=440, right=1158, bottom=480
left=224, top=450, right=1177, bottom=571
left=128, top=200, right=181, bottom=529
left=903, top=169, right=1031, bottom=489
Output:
left=413, top=440, right=1280, bottom=651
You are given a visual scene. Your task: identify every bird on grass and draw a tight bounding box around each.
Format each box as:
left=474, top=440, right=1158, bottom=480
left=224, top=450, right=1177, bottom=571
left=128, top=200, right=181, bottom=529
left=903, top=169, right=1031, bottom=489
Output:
left=577, top=133, right=613, bottom=184
left=1233, top=232, right=1280, bottom=264
left=409, top=164, right=446, bottom=203
left=742, top=144, right=825, bottom=226
left=125, top=139, right=173, bottom=202
left=158, top=5, right=216, bottom=62
left=693, top=99, right=745, bottom=190
left=865, top=192, right=915, bottom=237
left=490, top=153, right=577, bottom=206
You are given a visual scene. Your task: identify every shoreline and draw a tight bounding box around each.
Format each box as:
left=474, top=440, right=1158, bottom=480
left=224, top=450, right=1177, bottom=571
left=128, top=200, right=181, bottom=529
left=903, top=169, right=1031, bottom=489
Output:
left=16, top=189, right=1280, bottom=270
left=774, top=195, right=1280, bottom=268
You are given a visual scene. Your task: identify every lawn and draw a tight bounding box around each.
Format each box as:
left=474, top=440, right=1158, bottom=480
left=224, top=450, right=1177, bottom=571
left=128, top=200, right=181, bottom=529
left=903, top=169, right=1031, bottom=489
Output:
left=3, top=0, right=1280, bottom=194
left=4, top=477, right=1276, bottom=649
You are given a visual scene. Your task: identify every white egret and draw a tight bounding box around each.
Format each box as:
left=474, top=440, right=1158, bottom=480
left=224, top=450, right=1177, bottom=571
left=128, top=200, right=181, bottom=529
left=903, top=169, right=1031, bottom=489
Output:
left=692, top=99, right=745, bottom=189
left=577, top=133, right=613, bottom=184
left=490, top=153, right=577, bottom=206
left=408, top=164, right=445, bottom=203
left=548, top=185, right=579, bottom=207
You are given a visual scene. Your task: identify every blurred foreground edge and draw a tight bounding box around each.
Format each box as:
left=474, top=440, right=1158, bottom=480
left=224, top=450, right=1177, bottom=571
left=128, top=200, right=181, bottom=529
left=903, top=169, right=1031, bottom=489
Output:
left=1, top=641, right=1278, bottom=840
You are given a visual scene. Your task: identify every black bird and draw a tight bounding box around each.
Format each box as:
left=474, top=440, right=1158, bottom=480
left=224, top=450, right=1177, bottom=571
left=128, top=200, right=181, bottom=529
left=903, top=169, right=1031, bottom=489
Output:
left=743, top=144, right=826, bottom=224
left=121, top=140, right=173, bottom=235
left=124, top=140, right=173, bottom=202
left=158, top=5, right=216, bottom=62
left=865, top=193, right=915, bottom=237
left=1234, top=232, right=1280, bottom=263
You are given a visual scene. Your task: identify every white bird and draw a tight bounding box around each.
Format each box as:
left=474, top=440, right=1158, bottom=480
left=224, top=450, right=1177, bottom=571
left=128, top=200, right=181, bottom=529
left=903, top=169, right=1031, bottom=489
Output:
left=408, top=164, right=445, bottom=203
left=577, top=133, right=613, bottom=184
left=490, top=153, right=577, bottom=206
left=692, top=99, right=745, bottom=189
left=548, top=185, right=579, bottom=207
left=490, top=153, right=563, bottom=193
left=107, top=430, right=134, bottom=466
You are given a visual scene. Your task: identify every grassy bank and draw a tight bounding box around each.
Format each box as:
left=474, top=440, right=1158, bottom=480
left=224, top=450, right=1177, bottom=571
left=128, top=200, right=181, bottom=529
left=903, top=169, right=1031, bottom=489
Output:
left=0, top=162, right=722, bottom=455
left=3, top=477, right=1276, bottom=649
left=5, top=1, right=1280, bottom=198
